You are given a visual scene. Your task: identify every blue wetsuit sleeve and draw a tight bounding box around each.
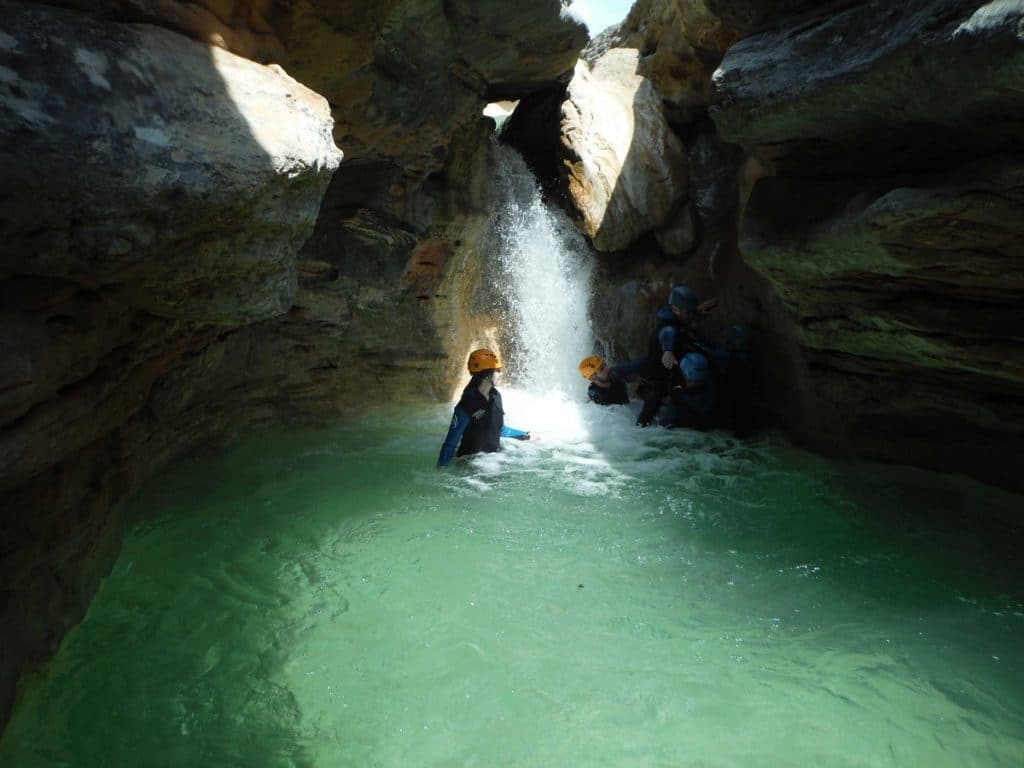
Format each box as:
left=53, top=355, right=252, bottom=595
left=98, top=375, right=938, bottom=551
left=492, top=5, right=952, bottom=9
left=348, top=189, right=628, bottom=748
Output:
left=438, top=407, right=471, bottom=466
left=658, top=325, right=676, bottom=352
left=500, top=425, right=530, bottom=439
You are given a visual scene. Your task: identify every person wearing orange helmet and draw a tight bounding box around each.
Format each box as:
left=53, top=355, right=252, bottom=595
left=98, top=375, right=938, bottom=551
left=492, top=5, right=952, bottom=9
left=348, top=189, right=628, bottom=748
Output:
left=578, top=355, right=629, bottom=406
left=437, top=348, right=530, bottom=466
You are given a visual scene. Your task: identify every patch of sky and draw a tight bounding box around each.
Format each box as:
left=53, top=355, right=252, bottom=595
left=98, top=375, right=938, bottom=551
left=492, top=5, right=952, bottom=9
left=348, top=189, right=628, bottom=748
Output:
left=564, top=0, right=634, bottom=35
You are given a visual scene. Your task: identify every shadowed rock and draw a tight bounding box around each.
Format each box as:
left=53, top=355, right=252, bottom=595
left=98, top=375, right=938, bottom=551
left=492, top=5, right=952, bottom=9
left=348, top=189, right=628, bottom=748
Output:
left=711, top=0, right=1024, bottom=175
left=0, top=1, right=341, bottom=324
left=282, top=0, right=587, bottom=175
left=0, top=0, right=340, bottom=732
left=710, top=0, right=1024, bottom=488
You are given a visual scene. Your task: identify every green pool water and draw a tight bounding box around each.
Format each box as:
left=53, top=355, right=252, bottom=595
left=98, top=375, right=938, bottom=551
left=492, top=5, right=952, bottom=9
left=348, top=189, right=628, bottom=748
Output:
left=3, top=394, right=1023, bottom=767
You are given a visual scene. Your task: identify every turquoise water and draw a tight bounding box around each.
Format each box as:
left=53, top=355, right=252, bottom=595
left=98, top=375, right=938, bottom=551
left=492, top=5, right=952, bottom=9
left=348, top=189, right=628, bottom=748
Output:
left=3, top=393, right=1023, bottom=767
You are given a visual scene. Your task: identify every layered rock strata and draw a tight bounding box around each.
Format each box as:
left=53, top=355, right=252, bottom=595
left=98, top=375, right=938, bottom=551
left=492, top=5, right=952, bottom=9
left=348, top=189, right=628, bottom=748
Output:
left=0, top=0, right=341, bottom=726
left=710, top=0, right=1024, bottom=488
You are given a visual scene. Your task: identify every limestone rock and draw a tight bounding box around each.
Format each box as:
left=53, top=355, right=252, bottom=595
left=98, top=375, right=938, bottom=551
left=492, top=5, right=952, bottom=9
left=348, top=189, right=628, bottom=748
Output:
left=0, top=2, right=341, bottom=728
left=0, top=1, right=342, bottom=324
left=561, top=48, right=692, bottom=253
left=282, top=0, right=587, bottom=175
left=708, top=0, right=1024, bottom=488
left=594, top=0, right=830, bottom=125
left=710, top=0, right=1024, bottom=174
left=742, top=158, right=1024, bottom=384
left=42, top=0, right=288, bottom=61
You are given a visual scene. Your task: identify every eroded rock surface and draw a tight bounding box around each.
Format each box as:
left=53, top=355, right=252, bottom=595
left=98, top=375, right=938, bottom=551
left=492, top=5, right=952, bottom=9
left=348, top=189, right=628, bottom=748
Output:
left=710, top=0, right=1024, bottom=487
left=0, top=0, right=342, bottom=727
left=41, top=0, right=288, bottom=61
left=284, top=0, right=586, bottom=175
left=560, top=48, right=692, bottom=254
left=0, top=1, right=341, bottom=324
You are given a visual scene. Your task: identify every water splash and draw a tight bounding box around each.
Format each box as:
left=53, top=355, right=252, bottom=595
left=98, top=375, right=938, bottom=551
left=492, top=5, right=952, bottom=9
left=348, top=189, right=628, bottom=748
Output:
left=488, top=143, right=595, bottom=397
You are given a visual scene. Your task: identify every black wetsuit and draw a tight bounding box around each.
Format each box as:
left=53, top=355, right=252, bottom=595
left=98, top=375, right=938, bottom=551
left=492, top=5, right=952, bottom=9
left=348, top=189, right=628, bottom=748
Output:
left=454, top=386, right=504, bottom=457
left=437, top=385, right=529, bottom=466
left=636, top=309, right=710, bottom=426
left=587, top=374, right=629, bottom=406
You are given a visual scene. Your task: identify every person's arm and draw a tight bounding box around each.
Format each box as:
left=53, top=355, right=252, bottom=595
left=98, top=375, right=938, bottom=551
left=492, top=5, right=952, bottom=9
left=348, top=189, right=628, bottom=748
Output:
left=500, top=425, right=530, bottom=440
left=658, top=326, right=678, bottom=368
left=438, top=407, right=471, bottom=466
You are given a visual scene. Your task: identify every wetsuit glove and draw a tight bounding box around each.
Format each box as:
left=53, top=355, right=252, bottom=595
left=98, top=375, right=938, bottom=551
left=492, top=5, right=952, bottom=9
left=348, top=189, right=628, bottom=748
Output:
left=514, top=432, right=531, bottom=441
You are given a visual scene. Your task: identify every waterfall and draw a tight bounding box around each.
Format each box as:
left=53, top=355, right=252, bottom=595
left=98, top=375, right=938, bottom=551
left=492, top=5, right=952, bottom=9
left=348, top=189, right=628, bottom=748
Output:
left=487, top=143, right=595, bottom=397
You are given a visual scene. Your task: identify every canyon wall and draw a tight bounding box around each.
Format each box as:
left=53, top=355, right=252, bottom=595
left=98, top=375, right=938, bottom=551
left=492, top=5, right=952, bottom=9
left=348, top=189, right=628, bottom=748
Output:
left=711, top=0, right=1024, bottom=490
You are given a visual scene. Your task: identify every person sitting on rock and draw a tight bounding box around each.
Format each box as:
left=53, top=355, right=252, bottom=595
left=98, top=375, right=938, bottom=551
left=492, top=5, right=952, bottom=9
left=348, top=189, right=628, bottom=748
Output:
left=578, top=355, right=630, bottom=406
left=631, top=284, right=714, bottom=426
left=658, top=284, right=718, bottom=370
left=437, top=348, right=530, bottom=467
left=668, top=352, right=717, bottom=431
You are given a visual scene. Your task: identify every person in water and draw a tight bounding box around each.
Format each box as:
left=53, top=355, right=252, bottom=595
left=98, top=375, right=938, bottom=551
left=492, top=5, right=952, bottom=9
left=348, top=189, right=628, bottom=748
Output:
left=437, top=348, right=530, bottom=467
left=667, top=351, right=717, bottom=431
left=578, top=355, right=629, bottom=406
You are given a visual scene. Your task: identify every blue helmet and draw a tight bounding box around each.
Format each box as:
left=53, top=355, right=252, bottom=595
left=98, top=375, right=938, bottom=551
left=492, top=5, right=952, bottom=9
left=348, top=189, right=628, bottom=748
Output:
left=669, top=285, right=699, bottom=314
left=681, top=352, right=709, bottom=383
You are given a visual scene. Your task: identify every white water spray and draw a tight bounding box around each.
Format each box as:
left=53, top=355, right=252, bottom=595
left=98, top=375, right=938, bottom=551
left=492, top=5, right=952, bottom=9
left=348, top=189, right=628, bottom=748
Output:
left=488, top=144, right=595, bottom=398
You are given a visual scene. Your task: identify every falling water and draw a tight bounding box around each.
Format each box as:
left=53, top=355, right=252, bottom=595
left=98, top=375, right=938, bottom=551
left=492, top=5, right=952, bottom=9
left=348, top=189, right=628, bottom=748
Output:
left=487, top=143, right=595, bottom=397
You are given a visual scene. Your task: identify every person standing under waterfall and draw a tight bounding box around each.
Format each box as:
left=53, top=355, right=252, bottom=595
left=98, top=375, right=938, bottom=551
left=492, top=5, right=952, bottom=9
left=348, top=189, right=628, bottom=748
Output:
left=437, top=348, right=531, bottom=467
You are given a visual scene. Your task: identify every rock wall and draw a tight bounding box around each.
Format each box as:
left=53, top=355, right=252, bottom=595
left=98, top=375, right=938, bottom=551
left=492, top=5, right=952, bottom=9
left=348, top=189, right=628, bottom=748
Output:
left=710, top=0, right=1024, bottom=489
left=0, top=0, right=341, bottom=726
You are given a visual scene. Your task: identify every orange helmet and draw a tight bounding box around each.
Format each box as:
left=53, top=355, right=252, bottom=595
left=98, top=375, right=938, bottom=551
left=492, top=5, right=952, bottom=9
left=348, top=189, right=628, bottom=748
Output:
left=467, top=348, right=502, bottom=374
left=578, top=355, right=604, bottom=380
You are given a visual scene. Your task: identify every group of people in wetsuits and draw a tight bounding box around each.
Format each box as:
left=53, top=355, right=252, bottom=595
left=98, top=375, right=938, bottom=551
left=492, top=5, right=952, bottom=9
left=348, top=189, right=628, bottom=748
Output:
left=578, top=284, right=754, bottom=435
left=437, top=285, right=753, bottom=466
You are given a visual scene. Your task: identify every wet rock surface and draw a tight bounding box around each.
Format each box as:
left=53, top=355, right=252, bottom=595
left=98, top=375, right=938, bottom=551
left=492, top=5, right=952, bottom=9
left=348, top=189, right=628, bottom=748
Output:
left=709, top=0, right=1024, bottom=488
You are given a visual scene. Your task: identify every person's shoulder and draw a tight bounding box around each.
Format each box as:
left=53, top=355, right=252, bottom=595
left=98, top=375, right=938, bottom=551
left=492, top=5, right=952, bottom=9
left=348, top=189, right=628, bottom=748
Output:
left=457, top=385, right=483, bottom=407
